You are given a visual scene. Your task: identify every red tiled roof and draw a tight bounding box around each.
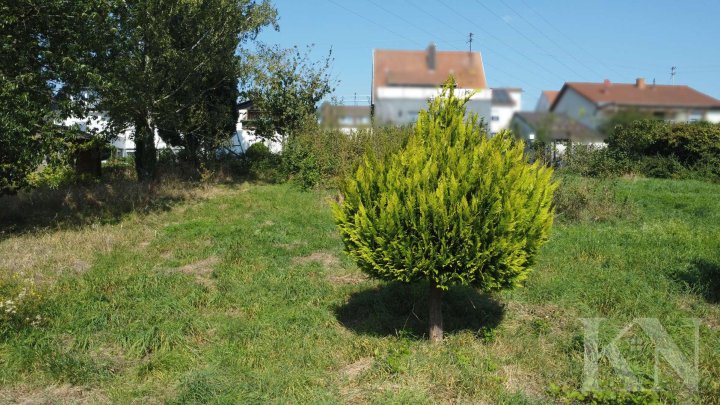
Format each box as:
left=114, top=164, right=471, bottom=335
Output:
left=553, top=81, right=720, bottom=110
left=542, top=90, right=559, bottom=106
left=372, top=48, right=487, bottom=95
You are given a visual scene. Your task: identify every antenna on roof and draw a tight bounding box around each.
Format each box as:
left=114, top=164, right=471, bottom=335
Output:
left=467, top=32, right=473, bottom=53
left=670, top=66, right=677, bottom=85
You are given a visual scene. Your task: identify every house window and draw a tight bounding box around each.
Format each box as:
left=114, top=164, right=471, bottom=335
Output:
left=491, top=115, right=500, bottom=121
left=689, top=111, right=702, bottom=122
left=339, top=116, right=354, bottom=126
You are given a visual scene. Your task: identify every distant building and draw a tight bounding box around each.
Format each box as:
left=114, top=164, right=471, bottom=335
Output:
left=511, top=111, right=605, bottom=159
left=225, top=100, right=283, bottom=155
left=490, top=88, right=522, bottom=134
left=371, top=43, right=492, bottom=126
left=61, top=114, right=168, bottom=158
left=550, top=78, right=720, bottom=130
left=319, top=103, right=371, bottom=133
left=535, top=90, right=559, bottom=112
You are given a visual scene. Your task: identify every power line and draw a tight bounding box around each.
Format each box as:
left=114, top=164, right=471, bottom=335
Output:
left=365, top=0, right=457, bottom=45
left=515, top=0, right=625, bottom=79
left=325, top=0, right=423, bottom=47
left=471, top=0, right=587, bottom=80
left=435, top=0, right=567, bottom=83
left=400, top=0, right=544, bottom=93
left=495, top=0, right=605, bottom=79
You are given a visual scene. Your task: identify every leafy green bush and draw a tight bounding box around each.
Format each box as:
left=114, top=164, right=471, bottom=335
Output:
left=562, top=145, right=630, bottom=178
left=281, top=124, right=411, bottom=189
left=637, top=155, right=687, bottom=179
left=333, top=80, right=557, bottom=341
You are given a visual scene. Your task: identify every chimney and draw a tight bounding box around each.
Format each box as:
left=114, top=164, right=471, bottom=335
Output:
left=636, top=77, right=646, bottom=89
left=426, top=42, right=436, bottom=71
left=601, top=79, right=611, bottom=93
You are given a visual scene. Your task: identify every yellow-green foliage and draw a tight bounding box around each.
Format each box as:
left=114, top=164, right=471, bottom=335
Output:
left=334, top=79, right=557, bottom=291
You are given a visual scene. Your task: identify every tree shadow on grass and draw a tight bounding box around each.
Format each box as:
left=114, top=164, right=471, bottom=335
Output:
left=671, top=259, right=720, bottom=304
left=335, top=281, right=505, bottom=339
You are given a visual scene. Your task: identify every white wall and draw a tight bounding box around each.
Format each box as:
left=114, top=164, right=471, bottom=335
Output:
left=374, top=86, right=493, bottom=126
left=490, top=105, right=516, bottom=134
left=535, top=94, right=551, bottom=111
left=705, top=110, right=720, bottom=123
left=551, top=88, right=601, bottom=129
left=490, top=90, right=521, bottom=134
left=222, top=108, right=283, bottom=155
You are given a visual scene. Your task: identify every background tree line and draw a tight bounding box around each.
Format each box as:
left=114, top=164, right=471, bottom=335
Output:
left=1, top=0, right=334, bottom=194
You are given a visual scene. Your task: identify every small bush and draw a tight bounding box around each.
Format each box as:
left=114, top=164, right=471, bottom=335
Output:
left=281, top=124, right=411, bottom=189
left=553, top=175, right=634, bottom=222
left=562, top=145, right=630, bottom=178
left=637, top=155, right=687, bottom=179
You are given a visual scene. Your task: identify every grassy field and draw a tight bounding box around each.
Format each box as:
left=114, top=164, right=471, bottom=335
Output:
left=0, top=177, right=719, bottom=403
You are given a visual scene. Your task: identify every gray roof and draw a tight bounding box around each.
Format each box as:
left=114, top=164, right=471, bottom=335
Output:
left=491, top=88, right=516, bottom=106
left=512, top=112, right=604, bottom=142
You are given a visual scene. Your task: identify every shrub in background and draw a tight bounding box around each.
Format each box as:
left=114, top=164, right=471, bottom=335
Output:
left=561, top=145, right=630, bottom=178
left=334, top=80, right=557, bottom=342
left=282, top=123, right=412, bottom=189
left=553, top=175, right=635, bottom=222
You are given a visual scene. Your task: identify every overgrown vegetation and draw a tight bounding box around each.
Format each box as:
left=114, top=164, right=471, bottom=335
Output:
left=562, top=120, right=720, bottom=182
left=0, top=178, right=718, bottom=402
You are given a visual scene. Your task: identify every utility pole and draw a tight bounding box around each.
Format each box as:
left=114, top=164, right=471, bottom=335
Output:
left=671, top=66, right=677, bottom=85
left=467, top=32, right=473, bottom=53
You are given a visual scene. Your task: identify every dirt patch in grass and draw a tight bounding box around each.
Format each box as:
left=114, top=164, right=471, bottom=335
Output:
left=501, top=364, right=544, bottom=400
left=292, top=252, right=340, bottom=268
left=340, top=357, right=373, bottom=379
left=172, top=256, right=220, bottom=289
left=327, top=274, right=368, bottom=285
left=0, top=384, right=108, bottom=404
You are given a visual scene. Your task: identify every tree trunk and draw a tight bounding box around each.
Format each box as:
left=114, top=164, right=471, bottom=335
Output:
left=134, top=116, right=157, bottom=182
left=429, top=281, right=444, bottom=343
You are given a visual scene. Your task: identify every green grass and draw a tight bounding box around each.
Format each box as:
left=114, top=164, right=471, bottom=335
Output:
left=0, top=178, right=719, bottom=403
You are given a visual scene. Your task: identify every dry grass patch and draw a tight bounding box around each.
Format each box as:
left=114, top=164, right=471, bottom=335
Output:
left=292, top=251, right=340, bottom=268
left=0, top=384, right=108, bottom=404
left=172, top=256, right=221, bottom=289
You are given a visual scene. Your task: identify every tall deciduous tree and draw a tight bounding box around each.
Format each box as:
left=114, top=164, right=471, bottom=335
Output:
left=0, top=0, right=110, bottom=193
left=242, top=45, right=334, bottom=142
left=96, top=0, right=276, bottom=181
left=334, top=79, right=557, bottom=342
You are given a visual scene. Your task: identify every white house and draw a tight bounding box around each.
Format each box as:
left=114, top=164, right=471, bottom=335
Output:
left=550, top=78, right=720, bottom=130
left=61, top=114, right=169, bottom=158
left=489, top=88, right=522, bottom=134
left=223, top=100, right=283, bottom=155
left=63, top=102, right=283, bottom=158
left=535, top=90, right=559, bottom=112
left=372, top=44, right=492, bottom=126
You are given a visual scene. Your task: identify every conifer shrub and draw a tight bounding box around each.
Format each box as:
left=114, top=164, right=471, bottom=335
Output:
left=333, top=79, right=557, bottom=341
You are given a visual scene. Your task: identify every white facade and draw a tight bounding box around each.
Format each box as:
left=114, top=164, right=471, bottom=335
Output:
left=551, top=88, right=601, bottom=130
left=62, top=107, right=282, bottom=158
left=222, top=107, right=283, bottom=155
left=490, top=89, right=522, bottom=134
left=61, top=114, right=169, bottom=158
left=535, top=92, right=555, bottom=112
left=374, top=87, right=493, bottom=126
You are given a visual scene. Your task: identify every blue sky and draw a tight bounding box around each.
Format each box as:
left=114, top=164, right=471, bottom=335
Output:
left=255, top=0, right=720, bottom=110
